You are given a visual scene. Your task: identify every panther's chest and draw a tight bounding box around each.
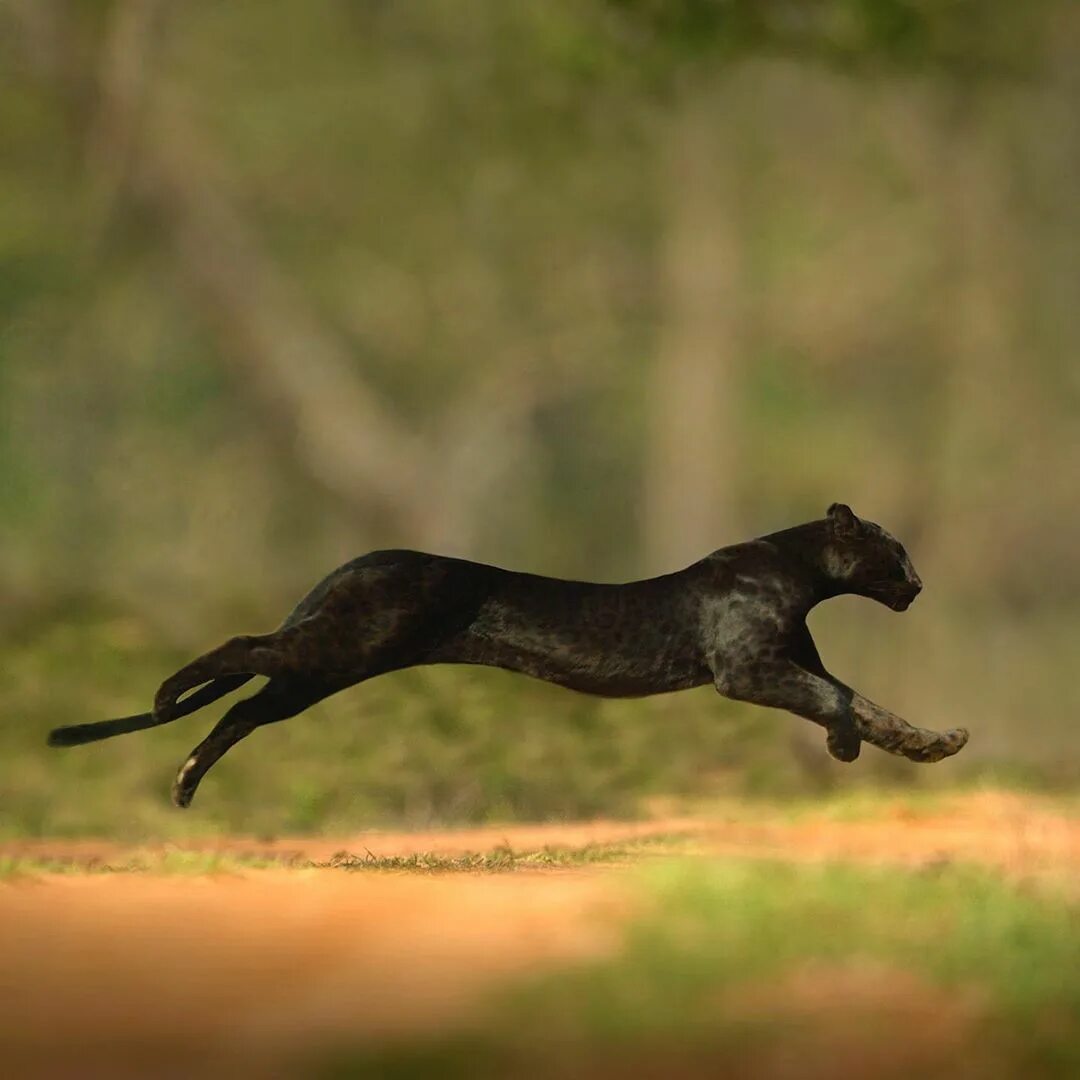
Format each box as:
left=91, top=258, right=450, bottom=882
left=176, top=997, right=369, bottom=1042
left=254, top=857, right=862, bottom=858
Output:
left=699, top=575, right=805, bottom=654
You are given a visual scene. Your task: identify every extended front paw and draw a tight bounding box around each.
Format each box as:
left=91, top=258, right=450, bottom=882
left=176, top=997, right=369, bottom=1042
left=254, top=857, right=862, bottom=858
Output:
left=826, top=723, right=861, bottom=762
left=915, top=727, right=970, bottom=763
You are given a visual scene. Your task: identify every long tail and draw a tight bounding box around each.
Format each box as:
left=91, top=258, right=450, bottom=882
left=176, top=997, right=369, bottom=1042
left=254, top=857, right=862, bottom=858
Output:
left=47, top=673, right=255, bottom=747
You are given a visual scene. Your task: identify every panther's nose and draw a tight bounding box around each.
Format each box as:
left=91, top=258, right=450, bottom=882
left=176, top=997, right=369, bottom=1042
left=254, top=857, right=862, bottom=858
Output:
left=909, top=574, right=923, bottom=595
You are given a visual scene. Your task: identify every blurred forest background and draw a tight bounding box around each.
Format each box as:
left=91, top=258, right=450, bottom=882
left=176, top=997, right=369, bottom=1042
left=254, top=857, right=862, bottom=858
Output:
left=1, top=0, right=1078, bottom=836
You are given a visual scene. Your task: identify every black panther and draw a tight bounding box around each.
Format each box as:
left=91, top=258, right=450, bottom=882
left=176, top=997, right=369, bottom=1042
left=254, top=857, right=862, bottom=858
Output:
left=49, top=503, right=969, bottom=807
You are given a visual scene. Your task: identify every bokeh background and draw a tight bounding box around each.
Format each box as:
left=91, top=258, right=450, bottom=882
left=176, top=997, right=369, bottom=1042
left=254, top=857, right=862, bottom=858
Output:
left=2, top=0, right=1077, bottom=837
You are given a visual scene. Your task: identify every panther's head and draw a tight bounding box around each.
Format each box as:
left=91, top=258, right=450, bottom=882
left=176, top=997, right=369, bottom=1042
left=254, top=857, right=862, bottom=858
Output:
left=822, top=503, right=922, bottom=611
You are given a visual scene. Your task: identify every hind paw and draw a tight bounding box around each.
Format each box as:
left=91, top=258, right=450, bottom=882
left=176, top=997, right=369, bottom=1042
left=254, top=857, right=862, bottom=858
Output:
left=171, top=757, right=199, bottom=809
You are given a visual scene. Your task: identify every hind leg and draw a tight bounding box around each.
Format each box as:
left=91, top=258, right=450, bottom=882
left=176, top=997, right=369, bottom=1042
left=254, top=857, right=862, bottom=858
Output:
left=153, top=622, right=316, bottom=724
left=171, top=676, right=335, bottom=808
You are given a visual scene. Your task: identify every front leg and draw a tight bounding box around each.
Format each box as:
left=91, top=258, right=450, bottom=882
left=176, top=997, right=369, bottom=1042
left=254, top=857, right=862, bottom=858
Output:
left=787, top=623, right=969, bottom=764
left=714, top=649, right=968, bottom=766
left=712, top=659, right=861, bottom=763
left=847, top=691, right=969, bottom=763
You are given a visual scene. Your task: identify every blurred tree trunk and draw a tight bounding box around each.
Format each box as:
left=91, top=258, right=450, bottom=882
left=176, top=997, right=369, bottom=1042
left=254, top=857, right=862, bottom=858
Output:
left=922, top=90, right=1022, bottom=592
left=83, top=0, right=167, bottom=251
left=143, top=115, right=560, bottom=553
left=135, top=103, right=433, bottom=538
left=643, top=84, right=742, bottom=571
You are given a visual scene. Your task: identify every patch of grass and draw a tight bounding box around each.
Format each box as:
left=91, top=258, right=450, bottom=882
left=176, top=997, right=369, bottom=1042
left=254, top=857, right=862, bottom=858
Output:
left=0, top=850, right=302, bottom=879
left=326, top=858, right=1080, bottom=1078
left=3, top=614, right=1076, bottom=839
left=0, top=833, right=693, bottom=879
left=0, top=615, right=787, bottom=839
left=319, top=833, right=695, bottom=873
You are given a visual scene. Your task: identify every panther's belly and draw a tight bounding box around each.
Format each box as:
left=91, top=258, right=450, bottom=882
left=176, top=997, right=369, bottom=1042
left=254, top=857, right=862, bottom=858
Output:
left=425, top=610, right=712, bottom=698
left=427, top=643, right=711, bottom=697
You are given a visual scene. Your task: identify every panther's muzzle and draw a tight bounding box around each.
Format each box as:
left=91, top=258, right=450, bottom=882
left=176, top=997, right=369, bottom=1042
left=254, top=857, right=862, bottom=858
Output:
left=872, top=577, right=922, bottom=611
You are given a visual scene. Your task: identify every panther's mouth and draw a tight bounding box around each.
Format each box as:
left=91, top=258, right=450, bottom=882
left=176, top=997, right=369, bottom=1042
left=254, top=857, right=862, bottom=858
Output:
left=870, top=584, right=920, bottom=611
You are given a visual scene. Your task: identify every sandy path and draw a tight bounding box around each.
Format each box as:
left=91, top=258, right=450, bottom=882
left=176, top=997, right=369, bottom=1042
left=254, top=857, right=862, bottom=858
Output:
left=0, top=870, right=630, bottom=1078
left=3, top=791, right=1075, bottom=879
left=0, top=815, right=704, bottom=866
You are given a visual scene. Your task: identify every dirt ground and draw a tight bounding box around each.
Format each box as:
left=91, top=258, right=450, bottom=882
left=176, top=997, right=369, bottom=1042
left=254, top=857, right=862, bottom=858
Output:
left=0, top=815, right=704, bottom=867
left=1, top=792, right=1077, bottom=1079
left=4, top=789, right=1076, bottom=875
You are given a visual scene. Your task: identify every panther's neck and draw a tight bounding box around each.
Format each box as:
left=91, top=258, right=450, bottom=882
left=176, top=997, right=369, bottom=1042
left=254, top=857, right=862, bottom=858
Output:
left=760, top=519, right=851, bottom=608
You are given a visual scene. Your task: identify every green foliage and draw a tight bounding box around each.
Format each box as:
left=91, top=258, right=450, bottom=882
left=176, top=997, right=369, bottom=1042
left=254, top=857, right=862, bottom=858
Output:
left=0, top=615, right=788, bottom=839
left=3, top=606, right=1076, bottom=838
left=605, top=0, right=1050, bottom=75
left=327, top=858, right=1080, bottom=1076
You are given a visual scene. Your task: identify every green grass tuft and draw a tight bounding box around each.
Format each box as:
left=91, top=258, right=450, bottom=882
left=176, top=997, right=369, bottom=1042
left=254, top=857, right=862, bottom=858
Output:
left=325, top=857, right=1080, bottom=1078
left=0, top=833, right=693, bottom=879
left=318, top=833, right=693, bottom=873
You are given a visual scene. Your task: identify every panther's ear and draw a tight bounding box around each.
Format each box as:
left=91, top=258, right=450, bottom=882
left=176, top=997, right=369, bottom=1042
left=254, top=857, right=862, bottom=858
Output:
left=827, top=502, right=861, bottom=538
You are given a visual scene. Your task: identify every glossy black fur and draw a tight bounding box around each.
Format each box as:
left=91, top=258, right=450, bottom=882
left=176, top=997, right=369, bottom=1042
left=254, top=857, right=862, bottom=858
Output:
left=48, top=503, right=969, bottom=807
